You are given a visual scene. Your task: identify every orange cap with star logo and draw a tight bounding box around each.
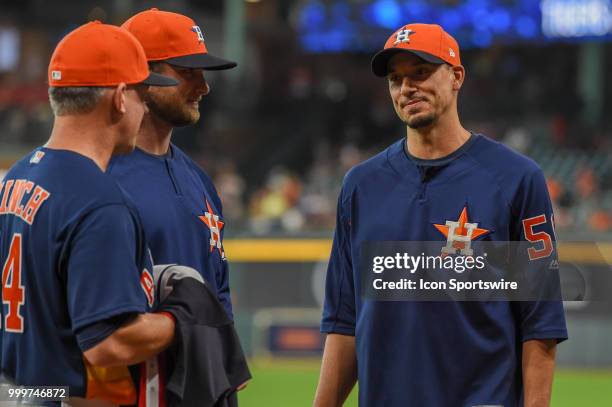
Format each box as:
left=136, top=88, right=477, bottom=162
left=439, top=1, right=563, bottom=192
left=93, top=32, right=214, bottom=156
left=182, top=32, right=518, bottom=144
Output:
left=371, top=23, right=461, bottom=77
left=122, top=8, right=237, bottom=70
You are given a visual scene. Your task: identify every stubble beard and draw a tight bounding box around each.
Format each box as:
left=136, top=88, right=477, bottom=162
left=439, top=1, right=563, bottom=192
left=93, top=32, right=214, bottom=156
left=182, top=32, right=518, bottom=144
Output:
left=405, top=111, right=437, bottom=129
left=146, top=93, right=200, bottom=127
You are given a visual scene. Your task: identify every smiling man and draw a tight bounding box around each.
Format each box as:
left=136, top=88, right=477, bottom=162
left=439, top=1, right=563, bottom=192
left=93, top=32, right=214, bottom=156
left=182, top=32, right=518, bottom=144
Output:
left=314, top=24, right=567, bottom=407
left=108, top=9, right=237, bottom=317
left=106, top=10, right=246, bottom=404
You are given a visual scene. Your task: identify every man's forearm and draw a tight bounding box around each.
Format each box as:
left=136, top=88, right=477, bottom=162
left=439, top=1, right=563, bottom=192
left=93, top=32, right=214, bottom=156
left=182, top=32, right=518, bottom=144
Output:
left=523, top=339, right=557, bottom=407
left=84, top=312, right=175, bottom=367
left=313, top=333, right=358, bottom=407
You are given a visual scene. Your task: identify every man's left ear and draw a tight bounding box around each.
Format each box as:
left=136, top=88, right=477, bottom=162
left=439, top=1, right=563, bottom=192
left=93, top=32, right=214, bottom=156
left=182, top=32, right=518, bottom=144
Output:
left=112, top=83, right=128, bottom=114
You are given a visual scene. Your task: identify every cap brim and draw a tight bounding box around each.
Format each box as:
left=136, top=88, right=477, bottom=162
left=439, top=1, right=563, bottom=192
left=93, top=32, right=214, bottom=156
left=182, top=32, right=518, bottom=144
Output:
left=165, top=52, right=237, bottom=70
left=371, top=48, right=446, bottom=77
left=141, top=72, right=179, bottom=86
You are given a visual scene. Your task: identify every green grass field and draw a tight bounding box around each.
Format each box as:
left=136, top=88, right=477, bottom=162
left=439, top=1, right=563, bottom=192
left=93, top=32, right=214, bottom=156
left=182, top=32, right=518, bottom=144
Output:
left=239, top=359, right=612, bottom=406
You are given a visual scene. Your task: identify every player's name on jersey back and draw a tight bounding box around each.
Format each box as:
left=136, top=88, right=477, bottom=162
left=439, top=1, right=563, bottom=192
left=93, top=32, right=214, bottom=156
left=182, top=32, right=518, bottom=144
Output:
left=0, top=179, right=50, bottom=225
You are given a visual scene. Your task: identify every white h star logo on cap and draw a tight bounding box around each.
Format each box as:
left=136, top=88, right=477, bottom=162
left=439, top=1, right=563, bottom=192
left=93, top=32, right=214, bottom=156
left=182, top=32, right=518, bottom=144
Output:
left=395, top=29, right=415, bottom=44
left=192, top=25, right=204, bottom=42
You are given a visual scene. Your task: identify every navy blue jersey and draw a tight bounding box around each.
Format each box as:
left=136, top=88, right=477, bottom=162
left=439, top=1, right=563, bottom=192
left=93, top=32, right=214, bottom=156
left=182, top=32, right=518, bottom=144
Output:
left=321, top=134, right=567, bottom=407
left=108, top=145, right=232, bottom=318
left=0, top=148, right=153, bottom=399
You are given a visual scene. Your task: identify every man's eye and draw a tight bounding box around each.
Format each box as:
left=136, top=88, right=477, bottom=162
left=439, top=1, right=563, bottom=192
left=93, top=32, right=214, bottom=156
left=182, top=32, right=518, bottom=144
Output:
left=416, top=67, right=431, bottom=77
left=178, top=68, right=194, bottom=76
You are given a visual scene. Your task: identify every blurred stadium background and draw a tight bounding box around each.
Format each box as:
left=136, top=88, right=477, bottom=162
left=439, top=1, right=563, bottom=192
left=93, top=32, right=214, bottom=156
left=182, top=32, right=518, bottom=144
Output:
left=1, top=0, right=611, bottom=405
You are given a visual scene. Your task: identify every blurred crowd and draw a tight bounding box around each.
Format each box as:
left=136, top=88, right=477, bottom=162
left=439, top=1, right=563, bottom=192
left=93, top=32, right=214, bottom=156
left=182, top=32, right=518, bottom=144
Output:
left=204, top=138, right=611, bottom=235
left=199, top=40, right=611, bottom=235
left=0, top=14, right=610, bottom=236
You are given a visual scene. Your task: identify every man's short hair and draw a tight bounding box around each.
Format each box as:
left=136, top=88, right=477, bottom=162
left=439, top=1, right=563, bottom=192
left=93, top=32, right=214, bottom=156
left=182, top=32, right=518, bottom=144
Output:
left=48, top=86, right=107, bottom=116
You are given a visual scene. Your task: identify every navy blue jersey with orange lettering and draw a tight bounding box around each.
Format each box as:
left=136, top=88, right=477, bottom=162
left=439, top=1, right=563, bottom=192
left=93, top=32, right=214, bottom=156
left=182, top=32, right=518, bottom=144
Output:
left=0, top=148, right=153, bottom=398
left=108, top=144, right=232, bottom=318
left=321, top=134, right=567, bottom=407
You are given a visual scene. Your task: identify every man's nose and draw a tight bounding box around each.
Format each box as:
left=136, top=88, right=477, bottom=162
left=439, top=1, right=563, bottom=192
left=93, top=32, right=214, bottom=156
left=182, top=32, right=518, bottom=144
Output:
left=400, top=77, right=417, bottom=95
left=195, top=71, right=210, bottom=95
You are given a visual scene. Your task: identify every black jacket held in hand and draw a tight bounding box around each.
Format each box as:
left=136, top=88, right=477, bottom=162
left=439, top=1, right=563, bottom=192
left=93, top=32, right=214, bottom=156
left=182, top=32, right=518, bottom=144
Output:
left=156, top=276, right=251, bottom=407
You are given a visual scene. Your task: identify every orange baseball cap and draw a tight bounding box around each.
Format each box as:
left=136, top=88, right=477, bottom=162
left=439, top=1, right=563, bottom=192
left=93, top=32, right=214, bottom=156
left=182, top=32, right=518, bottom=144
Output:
left=48, top=21, right=177, bottom=87
left=371, top=23, right=461, bottom=77
left=122, top=9, right=237, bottom=70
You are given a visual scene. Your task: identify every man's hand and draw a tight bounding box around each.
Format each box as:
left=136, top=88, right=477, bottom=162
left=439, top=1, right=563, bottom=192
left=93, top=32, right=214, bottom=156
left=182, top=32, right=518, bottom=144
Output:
left=313, top=334, right=357, bottom=407
left=523, top=339, right=557, bottom=407
left=237, top=380, right=250, bottom=391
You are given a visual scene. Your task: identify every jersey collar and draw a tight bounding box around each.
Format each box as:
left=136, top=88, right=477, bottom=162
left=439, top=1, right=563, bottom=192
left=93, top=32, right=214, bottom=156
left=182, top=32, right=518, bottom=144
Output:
left=386, top=133, right=481, bottom=183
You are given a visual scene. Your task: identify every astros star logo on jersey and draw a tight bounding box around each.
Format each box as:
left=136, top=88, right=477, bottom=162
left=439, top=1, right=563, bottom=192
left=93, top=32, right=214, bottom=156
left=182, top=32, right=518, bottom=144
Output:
left=198, top=199, right=225, bottom=258
left=434, top=206, right=490, bottom=256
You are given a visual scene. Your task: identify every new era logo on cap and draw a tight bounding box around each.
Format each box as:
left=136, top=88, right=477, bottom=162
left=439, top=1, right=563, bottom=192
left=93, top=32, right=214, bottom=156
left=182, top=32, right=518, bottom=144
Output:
left=51, top=71, right=61, bottom=80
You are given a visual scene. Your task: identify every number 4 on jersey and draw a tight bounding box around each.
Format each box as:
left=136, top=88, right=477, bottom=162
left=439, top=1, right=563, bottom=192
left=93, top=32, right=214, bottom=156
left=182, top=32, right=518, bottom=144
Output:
left=2, top=233, right=25, bottom=332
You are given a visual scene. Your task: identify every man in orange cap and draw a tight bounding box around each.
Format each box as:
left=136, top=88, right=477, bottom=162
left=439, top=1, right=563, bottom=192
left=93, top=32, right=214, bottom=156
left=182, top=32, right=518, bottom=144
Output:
left=107, top=8, right=248, bottom=405
left=315, top=23, right=566, bottom=407
left=0, top=21, right=213, bottom=406
left=110, top=9, right=238, bottom=323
